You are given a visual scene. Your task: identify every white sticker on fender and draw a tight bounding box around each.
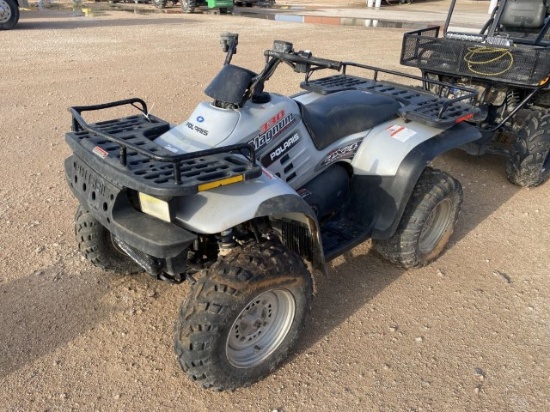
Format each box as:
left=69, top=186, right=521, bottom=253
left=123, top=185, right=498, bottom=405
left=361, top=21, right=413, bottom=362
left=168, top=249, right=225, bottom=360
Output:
left=386, top=125, right=417, bottom=143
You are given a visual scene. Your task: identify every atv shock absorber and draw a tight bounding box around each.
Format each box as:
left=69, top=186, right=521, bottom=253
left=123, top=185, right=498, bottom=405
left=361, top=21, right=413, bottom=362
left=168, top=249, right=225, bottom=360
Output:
left=506, top=89, right=520, bottom=113
left=218, top=229, right=237, bottom=256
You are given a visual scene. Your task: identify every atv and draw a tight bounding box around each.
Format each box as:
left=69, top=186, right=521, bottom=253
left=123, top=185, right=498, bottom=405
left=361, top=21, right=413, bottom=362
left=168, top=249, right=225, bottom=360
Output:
left=64, top=33, right=481, bottom=390
left=400, top=0, right=550, bottom=187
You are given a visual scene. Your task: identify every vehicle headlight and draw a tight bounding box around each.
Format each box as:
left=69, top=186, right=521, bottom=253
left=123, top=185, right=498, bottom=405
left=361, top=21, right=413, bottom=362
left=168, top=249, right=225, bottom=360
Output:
left=138, top=192, right=171, bottom=223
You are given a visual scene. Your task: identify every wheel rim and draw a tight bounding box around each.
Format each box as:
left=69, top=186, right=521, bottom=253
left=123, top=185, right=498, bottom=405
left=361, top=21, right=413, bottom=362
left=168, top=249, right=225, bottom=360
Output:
left=0, top=0, right=12, bottom=24
left=418, top=198, right=453, bottom=254
left=226, top=288, right=295, bottom=368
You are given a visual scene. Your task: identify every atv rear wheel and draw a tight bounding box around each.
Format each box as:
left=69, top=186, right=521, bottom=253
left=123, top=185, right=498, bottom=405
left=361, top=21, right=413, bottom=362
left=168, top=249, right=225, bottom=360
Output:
left=181, top=0, right=195, bottom=13
left=174, top=241, right=313, bottom=390
left=0, top=0, right=19, bottom=30
left=506, top=110, right=550, bottom=187
left=373, top=168, right=463, bottom=268
left=152, top=0, right=168, bottom=8
left=74, top=206, right=142, bottom=274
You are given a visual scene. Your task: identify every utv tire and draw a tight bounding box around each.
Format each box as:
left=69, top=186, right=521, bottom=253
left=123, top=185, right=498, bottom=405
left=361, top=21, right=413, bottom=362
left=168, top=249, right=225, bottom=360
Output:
left=506, top=110, right=550, bottom=187
left=0, top=0, right=19, bottom=30
left=74, top=206, right=142, bottom=274
left=373, top=168, right=463, bottom=268
left=174, top=241, right=313, bottom=390
left=219, top=6, right=232, bottom=13
left=152, top=0, right=168, bottom=8
left=181, top=0, right=195, bottom=13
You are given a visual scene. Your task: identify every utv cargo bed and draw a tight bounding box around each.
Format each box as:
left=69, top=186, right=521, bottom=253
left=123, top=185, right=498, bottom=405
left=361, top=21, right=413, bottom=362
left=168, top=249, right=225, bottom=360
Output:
left=400, top=26, right=550, bottom=87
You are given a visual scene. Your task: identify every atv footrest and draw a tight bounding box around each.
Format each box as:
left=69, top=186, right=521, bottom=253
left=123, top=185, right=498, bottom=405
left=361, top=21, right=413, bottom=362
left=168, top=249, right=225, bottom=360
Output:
left=321, top=217, right=368, bottom=261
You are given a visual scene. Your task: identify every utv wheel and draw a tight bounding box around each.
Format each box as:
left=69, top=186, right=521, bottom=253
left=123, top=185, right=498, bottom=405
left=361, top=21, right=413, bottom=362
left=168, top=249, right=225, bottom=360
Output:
left=74, top=206, right=142, bottom=274
left=181, top=0, right=195, bottom=13
left=373, top=167, right=463, bottom=268
left=174, top=241, right=313, bottom=390
left=506, top=110, right=550, bottom=187
left=152, top=0, right=168, bottom=8
left=0, top=0, right=19, bottom=30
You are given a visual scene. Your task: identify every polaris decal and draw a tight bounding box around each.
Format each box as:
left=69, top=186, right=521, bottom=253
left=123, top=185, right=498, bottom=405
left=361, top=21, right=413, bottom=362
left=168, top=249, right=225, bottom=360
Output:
left=249, top=113, right=295, bottom=151
left=316, top=139, right=362, bottom=170
left=261, top=133, right=300, bottom=167
left=186, top=121, right=209, bottom=136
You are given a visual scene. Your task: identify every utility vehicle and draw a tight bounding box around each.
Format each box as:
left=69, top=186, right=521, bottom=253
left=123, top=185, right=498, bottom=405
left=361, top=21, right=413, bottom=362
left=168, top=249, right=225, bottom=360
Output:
left=64, top=33, right=481, bottom=389
left=179, top=0, right=233, bottom=13
left=401, top=0, right=550, bottom=187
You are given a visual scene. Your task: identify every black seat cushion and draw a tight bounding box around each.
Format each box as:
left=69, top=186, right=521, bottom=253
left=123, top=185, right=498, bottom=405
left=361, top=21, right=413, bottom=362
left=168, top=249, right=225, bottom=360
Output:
left=501, top=0, right=546, bottom=30
left=299, top=90, right=400, bottom=151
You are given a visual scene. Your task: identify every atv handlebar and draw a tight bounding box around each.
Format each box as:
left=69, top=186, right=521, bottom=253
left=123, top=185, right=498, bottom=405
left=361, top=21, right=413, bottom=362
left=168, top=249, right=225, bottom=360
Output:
left=265, top=49, right=343, bottom=72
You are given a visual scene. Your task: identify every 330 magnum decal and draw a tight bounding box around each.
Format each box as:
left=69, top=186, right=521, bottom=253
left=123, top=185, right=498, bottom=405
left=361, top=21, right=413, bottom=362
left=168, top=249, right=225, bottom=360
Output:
left=249, top=111, right=295, bottom=151
left=261, top=133, right=301, bottom=167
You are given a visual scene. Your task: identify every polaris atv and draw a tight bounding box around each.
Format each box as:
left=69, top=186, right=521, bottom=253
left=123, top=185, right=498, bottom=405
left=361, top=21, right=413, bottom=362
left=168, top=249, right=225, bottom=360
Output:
left=401, top=0, right=550, bottom=187
left=64, top=33, right=481, bottom=390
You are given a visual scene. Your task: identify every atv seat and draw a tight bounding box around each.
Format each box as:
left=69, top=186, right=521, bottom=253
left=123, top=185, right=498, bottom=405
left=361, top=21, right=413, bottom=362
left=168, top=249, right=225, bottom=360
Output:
left=299, top=90, right=400, bottom=151
left=500, top=0, right=546, bottom=30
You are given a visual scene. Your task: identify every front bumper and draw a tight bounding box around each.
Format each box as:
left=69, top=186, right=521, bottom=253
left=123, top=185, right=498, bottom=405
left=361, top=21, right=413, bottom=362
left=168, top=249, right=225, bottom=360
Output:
left=65, top=155, right=196, bottom=259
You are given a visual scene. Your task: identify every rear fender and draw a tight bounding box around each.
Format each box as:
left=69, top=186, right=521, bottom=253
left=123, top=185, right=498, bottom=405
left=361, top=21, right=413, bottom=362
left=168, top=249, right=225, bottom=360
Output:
left=172, top=171, right=325, bottom=273
left=351, top=121, right=481, bottom=239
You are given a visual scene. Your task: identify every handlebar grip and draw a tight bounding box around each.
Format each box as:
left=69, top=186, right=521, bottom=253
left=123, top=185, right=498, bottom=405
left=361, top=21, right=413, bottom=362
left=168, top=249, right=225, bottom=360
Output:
left=266, top=50, right=342, bottom=70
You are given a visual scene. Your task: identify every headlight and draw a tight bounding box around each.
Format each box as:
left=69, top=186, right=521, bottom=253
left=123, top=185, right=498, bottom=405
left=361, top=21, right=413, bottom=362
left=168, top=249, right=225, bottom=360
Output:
left=139, top=192, right=171, bottom=223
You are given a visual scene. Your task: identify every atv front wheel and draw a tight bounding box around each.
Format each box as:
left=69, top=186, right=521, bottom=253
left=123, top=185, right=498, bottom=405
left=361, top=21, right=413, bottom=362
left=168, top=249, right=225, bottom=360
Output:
left=174, top=241, right=313, bottom=390
left=74, top=206, right=142, bottom=274
left=0, top=0, right=19, bottom=30
left=506, top=110, right=550, bottom=187
left=373, top=168, right=463, bottom=268
left=181, top=0, right=195, bottom=13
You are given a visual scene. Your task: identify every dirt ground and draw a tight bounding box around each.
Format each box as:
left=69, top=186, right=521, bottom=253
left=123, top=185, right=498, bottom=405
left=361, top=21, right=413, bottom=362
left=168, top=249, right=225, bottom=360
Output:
left=1, top=2, right=549, bottom=411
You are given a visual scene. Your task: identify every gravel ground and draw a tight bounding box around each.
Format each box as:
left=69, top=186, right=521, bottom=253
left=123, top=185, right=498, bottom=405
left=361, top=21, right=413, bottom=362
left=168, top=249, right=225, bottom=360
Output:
left=1, top=3, right=549, bottom=411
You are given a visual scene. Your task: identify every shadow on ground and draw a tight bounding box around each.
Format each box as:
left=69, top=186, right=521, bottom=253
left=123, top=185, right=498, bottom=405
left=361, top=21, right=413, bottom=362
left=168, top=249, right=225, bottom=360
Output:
left=0, top=262, right=111, bottom=377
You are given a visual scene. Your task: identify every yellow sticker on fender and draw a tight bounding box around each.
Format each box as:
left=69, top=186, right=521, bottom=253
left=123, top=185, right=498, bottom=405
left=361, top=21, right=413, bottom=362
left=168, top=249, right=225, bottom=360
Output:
left=198, top=175, right=244, bottom=192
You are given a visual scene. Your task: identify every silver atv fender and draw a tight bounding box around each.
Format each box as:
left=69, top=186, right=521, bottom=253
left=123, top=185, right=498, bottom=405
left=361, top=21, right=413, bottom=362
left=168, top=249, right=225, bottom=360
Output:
left=171, top=170, right=325, bottom=273
left=352, top=120, right=481, bottom=239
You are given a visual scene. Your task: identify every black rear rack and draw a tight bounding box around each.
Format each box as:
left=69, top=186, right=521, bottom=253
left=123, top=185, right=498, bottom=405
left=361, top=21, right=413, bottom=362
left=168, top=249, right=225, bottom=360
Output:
left=67, top=98, right=262, bottom=197
left=400, top=26, right=550, bottom=87
left=301, top=62, right=480, bottom=128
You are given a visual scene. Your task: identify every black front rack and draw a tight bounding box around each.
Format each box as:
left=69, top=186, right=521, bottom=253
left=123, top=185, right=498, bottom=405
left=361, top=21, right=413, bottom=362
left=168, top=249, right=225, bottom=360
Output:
left=67, top=98, right=262, bottom=197
left=301, top=62, right=480, bottom=129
